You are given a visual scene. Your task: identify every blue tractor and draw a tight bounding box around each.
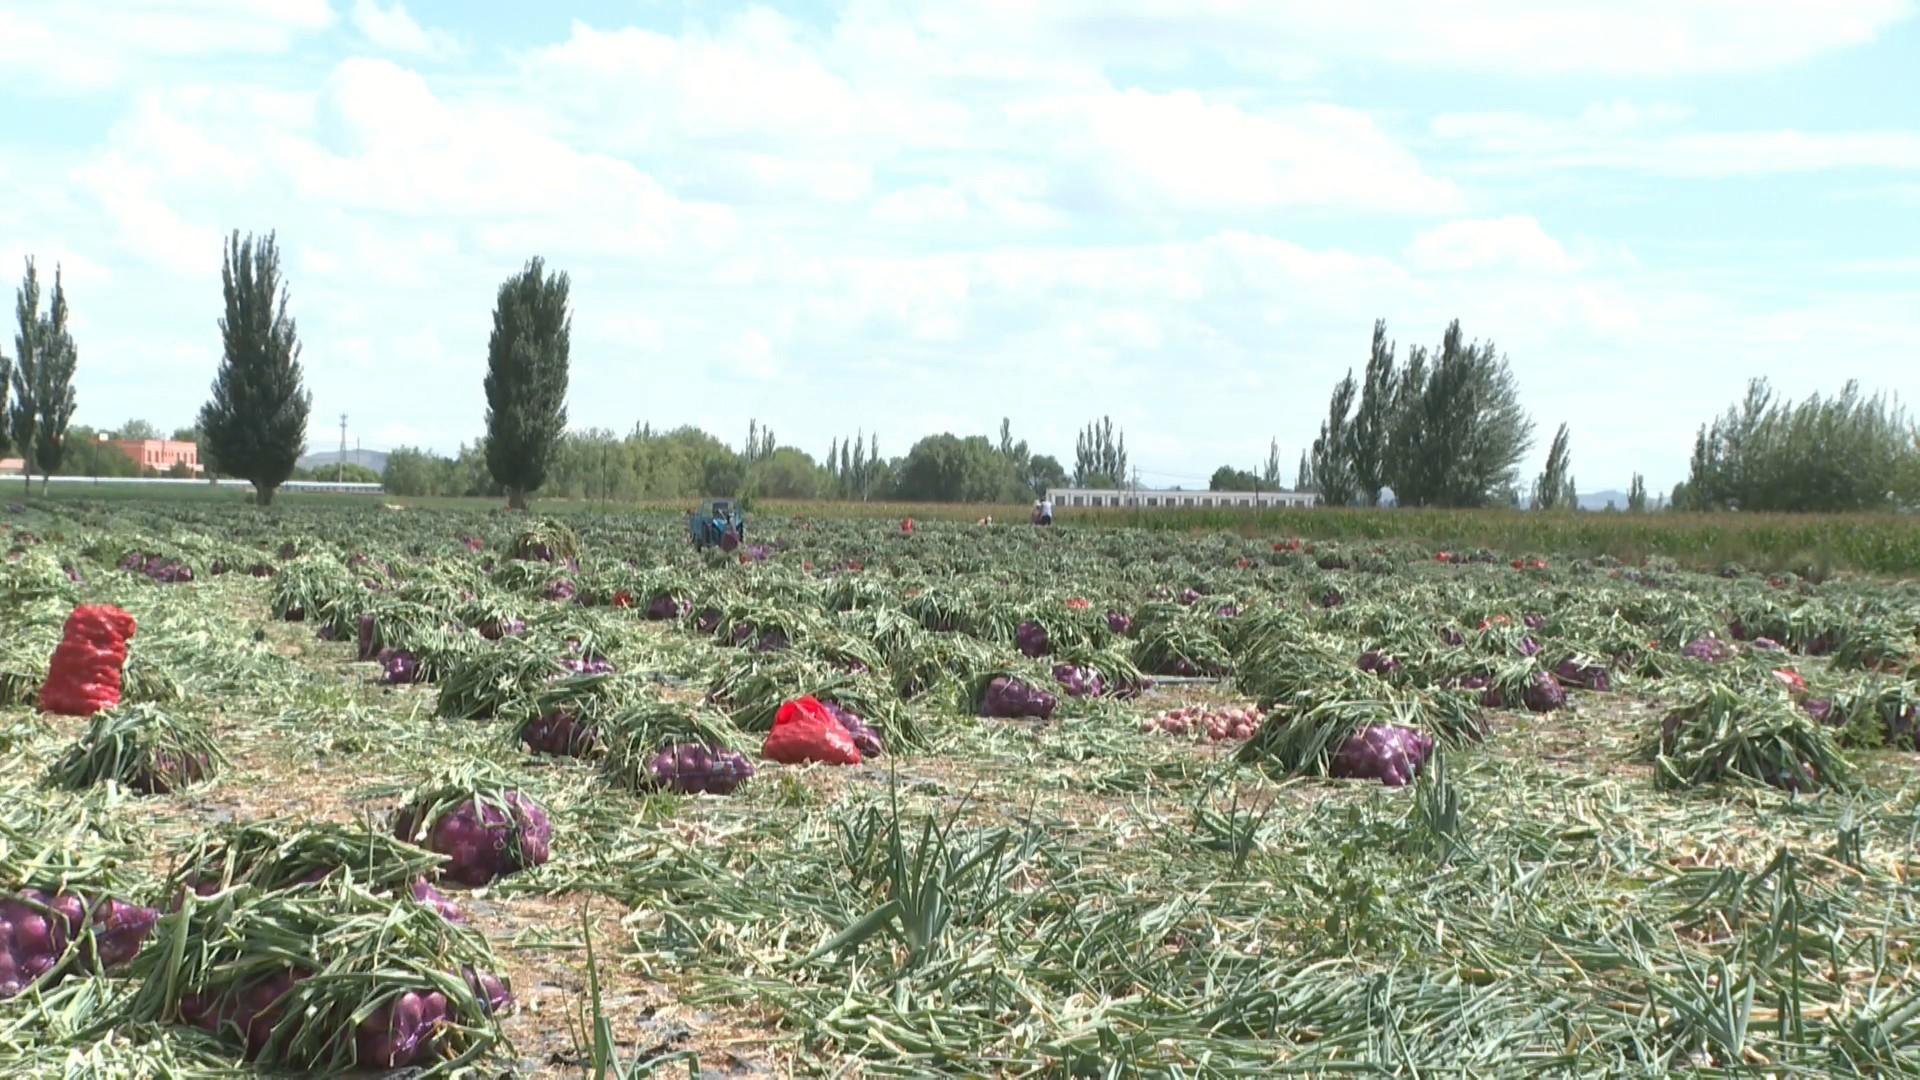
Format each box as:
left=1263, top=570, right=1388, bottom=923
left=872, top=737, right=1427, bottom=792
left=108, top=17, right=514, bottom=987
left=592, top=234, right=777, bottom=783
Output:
left=689, top=498, right=745, bottom=551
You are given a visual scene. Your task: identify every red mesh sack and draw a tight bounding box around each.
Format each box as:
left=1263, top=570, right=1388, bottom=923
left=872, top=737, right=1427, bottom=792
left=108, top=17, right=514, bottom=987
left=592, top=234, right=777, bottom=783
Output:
left=40, top=605, right=138, bottom=717
left=762, top=696, right=861, bottom=766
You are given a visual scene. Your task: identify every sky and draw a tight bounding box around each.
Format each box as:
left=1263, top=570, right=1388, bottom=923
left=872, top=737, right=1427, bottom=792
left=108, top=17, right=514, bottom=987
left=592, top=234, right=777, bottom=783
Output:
left=2, top=0, right=1917, bottom=495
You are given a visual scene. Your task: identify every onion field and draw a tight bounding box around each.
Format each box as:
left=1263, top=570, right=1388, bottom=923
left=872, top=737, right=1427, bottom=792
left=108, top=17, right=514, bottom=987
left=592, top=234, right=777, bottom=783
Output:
left=4, top=498, right=1920, bottom=1077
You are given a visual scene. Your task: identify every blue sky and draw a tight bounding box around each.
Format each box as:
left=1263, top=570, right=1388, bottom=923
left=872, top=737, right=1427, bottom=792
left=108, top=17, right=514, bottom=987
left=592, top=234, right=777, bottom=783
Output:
left=3, top=1, right=1917, bottom=494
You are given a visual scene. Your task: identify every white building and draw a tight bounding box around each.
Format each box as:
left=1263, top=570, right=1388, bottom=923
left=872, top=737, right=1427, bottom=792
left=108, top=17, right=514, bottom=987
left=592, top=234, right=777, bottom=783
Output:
left=1047, top=487, right=1319, bottom=510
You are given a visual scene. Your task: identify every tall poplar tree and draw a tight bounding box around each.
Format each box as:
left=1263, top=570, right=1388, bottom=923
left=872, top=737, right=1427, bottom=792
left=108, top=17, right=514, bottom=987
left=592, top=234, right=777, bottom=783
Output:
left=1310, top=372, right=1358, bottom=507
left=10, top=259, right=42, bottom=493
left=200, top=231, right=312, bottom=506
left=483, top=256, right=571, bottom=510
left=33, top=266, right=77, bottom=491
left=1534, top=423, right=1573, bottom=510
left=1347, top=319, right=1397, bottom=506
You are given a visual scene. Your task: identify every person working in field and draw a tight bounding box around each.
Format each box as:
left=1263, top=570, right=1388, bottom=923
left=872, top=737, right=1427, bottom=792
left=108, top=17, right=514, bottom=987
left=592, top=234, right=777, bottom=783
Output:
left=1039, top=497, right=1054, bottom=526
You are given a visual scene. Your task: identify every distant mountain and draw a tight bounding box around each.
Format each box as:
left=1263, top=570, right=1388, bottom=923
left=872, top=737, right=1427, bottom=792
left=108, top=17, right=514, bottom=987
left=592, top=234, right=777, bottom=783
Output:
left=298, top=449, right=389, bottom=475
left=1576, top=490, right=1629, bottom=511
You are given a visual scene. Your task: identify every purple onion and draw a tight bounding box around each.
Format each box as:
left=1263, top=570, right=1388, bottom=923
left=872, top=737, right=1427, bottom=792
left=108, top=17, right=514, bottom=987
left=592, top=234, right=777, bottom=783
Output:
left=355, top=987, right=449, bottom=1069
left=544, top=579, right=577, bottom=603
left=1, top=890, right=158, bottom=999
left=645, top=595, right=688, bottom=621
left=1106, top=610, right=1132, bottom=636
left=1518, top=636, right=1541, bottom=657
left=1178, top=588, right=1202, bottom=606
left=1015, top=622, right=1050, bottom=658
left=1800, top=698, right=1835, bottom=725
left=1052, top=663, right=1107, bottom=699
left=1523, top=672, right=1566, bottom=713
left=180, top=968, right=305, bottom=1058
left=464, top=966, right=513, bottom=1016
left=411, top=792, right=553, bottom=886
left=1751, top=637, right=1784, bottom=652
left=645, top=743, right=756, bottom=795
left=1357, top=651, right=1399, bottom=676
left=555, top=657, right=615, bottom=678
left=381, top=650, right=421, bottom=685
left=409, top=878, right=465, bottom=924
left=1552, top=659, right=1611, bottom=692
left=822, top=702, right=885, bottom=756
left=1682, top=637, right=1733, bottom=663
left=1460, top=674, right=1505, bottom=708
left=1329, top=724, right=1436, bottom=787
left=1522, top=613, right=1546, bottom=630
left=521, top=709, right=599, bottom=757
left=980, top=676, right=1057, bottom=720
left=1438, top=627, right=1466, bottom=647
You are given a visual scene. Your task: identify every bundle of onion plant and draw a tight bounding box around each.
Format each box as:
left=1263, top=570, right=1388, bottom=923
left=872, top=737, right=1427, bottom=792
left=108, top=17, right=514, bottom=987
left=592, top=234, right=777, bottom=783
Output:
left=508, top=518, right=581, bottom=564
left=1643, top=682, right=1852, bottom=792
left=167, top=820, right=448, bottom=905
left=47, top=704, right=226, bottom=795
left=121, top=882, right=511, bottom=1072
left=1237, top=682, right=1481, bottom=780
left=390, top=766, right=552, bottom=887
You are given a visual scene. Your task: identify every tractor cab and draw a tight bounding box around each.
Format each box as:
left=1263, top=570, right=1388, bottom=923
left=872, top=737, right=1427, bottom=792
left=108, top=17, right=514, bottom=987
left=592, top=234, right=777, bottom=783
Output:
left=689, top=499, right=746, bottom=551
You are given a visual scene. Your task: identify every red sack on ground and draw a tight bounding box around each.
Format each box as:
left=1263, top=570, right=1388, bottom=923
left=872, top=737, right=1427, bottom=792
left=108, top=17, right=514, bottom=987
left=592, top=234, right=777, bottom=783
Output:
left=762, top=696, right=861, bottom=766
left=40, top=605, right=137, bottom=717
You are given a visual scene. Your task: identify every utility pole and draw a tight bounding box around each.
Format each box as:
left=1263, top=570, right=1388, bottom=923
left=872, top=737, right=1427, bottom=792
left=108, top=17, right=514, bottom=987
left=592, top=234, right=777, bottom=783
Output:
left=337, top=414, right=348, bottom=482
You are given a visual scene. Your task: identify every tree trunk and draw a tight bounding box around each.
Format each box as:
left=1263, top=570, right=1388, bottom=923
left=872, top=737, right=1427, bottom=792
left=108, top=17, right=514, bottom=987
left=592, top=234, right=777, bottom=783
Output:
left=255, top=484, right=275, bottom=507
left=507, top=487, right=528, bottom=511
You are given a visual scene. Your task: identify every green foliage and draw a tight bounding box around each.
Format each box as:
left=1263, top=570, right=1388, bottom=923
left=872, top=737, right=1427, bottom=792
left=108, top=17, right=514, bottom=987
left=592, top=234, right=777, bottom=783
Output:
left=1024, top=453, right=1067, bottom=498
left=1386, top=320, right=1535, bottom=508
left=1685, top=378, right=1917, bottom=512
left=9, top=257, right=43, bottom=479
left=1310, top=371, right=1357, bottom=507
left=1628, top=473, right=1649, bottom=513
left=31, top=266, right=77, bottom=485
left=54, top=426, right=139, bottom=479
left=1209, top=465, right=1261, bottom=491
left=199, top=231, right=312, bottom=507
left=1348, top=319, right=1396, bottom=506
left=748, top=447, right=823, bottom=499
left=483, top=256, right=571, bottom=510
left=1263, top=438, right=1282, bottom=487
left=894, top=433, right=1027, bottom=503
left=1073, top=416, right=1126, bottom=488
left=291, top=463, right=380, bottom=484
left=1535, top=423, right=1573, bottom=511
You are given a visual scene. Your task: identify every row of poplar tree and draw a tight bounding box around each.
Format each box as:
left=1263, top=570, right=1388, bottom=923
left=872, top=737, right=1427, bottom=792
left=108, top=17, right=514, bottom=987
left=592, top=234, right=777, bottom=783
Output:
left=1293, top=318, right=1917, bottom=513
left=0, top=234, right=574, bottom=508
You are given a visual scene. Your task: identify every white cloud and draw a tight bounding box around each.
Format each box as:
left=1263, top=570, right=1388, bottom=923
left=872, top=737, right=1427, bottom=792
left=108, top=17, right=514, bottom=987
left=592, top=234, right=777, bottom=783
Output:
left=1016, top=91, right=1461, bottom=215
left=350, top=0, right=456, bottom=56
left=1435, top=104, right=1920, bottom=176
left=1406, top=216, right=1577, bottom=274
left=870, top=0, right=1913, bottom=78
left=0, top=1, right=334, bottom=91
left=12, top=3, right=1920, bottom=492
left=70, top=154, right=221, bottom=278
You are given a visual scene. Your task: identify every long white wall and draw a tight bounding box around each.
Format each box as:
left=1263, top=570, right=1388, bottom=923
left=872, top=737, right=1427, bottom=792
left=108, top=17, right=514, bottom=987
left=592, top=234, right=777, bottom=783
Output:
left=1046, top=487, right=1319, bottom=509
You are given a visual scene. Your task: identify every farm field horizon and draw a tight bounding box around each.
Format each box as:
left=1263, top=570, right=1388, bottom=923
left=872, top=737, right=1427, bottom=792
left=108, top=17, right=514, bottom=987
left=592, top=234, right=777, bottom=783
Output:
left=12, top=482, right=1920, bottom=576
left=3, top=496, right=1919, bottom=1076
